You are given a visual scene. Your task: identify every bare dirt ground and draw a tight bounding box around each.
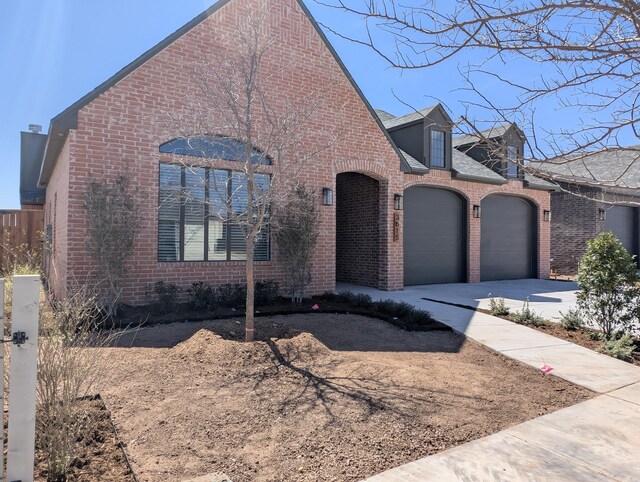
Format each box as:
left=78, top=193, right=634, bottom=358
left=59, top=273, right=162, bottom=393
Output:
left=94, top=313, right=592, bottom=482
left=33, top=397, right=135, bottom=482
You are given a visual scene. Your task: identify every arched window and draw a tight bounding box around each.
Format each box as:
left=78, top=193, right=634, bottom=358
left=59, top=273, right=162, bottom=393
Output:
left=159, top=136, right=271, bottom=165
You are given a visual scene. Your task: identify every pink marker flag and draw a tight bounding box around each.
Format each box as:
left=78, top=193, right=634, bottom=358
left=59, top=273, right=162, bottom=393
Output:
left=312, top=304, right=319, bottom=310
left=540, top=363, right=554, bottom=375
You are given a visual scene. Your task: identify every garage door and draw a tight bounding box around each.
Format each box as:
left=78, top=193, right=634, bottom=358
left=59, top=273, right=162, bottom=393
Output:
left=604, top=206, right=638, bottom=257
left=481, top=195, right=535, bottom=281
left=404, top=187, right=465, bottom=285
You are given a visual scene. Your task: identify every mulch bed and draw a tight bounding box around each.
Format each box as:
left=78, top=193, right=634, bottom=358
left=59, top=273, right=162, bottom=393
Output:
left=34, top=396, right=136, bottom=482
left=424, top=298, right=640, bottom=366
left=529, top=323, right=640, bottom=366
left=113, top=296, right=450, bottom=332
left=95, top=313, right=592, bottom=482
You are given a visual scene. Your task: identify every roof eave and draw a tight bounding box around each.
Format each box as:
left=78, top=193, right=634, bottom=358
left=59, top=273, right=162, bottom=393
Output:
left=523, top=179, right=560, bottom=192
left=451, top=171, right=507, bottom=185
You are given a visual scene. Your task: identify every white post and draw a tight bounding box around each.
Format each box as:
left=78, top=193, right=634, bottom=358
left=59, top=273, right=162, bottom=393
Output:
left=0, top=278, right=4, bottom=482
left=7, top=275, right=40, bottom=482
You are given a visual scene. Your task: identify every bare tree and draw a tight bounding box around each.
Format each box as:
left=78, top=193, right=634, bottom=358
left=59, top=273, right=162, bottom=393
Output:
left=320, top=0, right=640, bottom=196
left=272, top=185, right=319, bottom=303
left=161, top=6, right=337, bottom=341
left=83, top=174, right=141, bottom=316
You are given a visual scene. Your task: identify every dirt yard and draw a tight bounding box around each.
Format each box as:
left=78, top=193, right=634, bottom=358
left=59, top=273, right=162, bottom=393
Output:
left=94, top=313, right=592, bottom=482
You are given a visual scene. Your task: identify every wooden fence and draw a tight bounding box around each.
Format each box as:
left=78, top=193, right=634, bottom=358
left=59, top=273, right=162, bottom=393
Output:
left=0, top=210, right=44, bottom=273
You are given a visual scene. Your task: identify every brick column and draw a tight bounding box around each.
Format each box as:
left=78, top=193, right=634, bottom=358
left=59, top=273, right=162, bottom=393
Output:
left=467, top=195, right=482, bottom=282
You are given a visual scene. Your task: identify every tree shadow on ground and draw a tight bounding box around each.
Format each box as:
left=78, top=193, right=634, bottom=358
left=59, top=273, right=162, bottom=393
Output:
left=107, top=313, right=466, bottom=354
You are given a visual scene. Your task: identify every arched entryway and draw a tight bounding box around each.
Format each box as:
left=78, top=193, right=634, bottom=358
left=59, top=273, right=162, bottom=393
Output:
left=335, top=172, right=381, bottom=287
left=481, top=194, right=537, bottom=281
left=403, top=186, right=467, bottom=285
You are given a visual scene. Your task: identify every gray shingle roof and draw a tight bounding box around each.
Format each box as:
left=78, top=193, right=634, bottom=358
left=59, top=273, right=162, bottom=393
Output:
left=453, top=124, right=513, bottom=147
left=399, top=149, right=429, bottom=174
left=451, top=149, right=506, bottom=184
left=529, top=147, right=640, bottom=191
left=523, top=172, right=559, bottom=191
left=381, top=105, right=439, bottom=130
left=374, top=109, right=396, bottom=123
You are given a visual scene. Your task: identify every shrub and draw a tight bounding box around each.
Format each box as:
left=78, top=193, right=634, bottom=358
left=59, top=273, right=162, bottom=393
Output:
left=149, top=281, right=181, bottom=313
left=601, top=334, right=636, bottom=361
left=374, top=299, right=400, bottom=314
left=217, top=283, right=247, bottom=308
left=403, top=308, right=435, bottom=326
left=386, top=301, right=416, bottom=319
left=255, top=280, right=280, bottom=306
left=333, top=291, right=356, bottom=304
left=83, top=174, right=140, bottom=316
left=577, top=231, right=640, bottom=339
left=351, top=293, right=373, bottom=308
left=488, top=295, right=510, bottom=316
left=187, top=282, right=217, bottom=311
left=272, top=185, right=319, bottom=303
left=510, top=299, right=546, bottom=326
left=37, top=284, right=121, bottom=481
left=559, top=309, right=584, bottom=331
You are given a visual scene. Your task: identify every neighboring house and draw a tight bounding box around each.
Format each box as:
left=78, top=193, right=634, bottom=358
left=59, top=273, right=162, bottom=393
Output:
left=20, top=126, right=47, bottom=211
left=532, top=148, right=640, bottom=274
left=20, top=0, right=556, bottom=304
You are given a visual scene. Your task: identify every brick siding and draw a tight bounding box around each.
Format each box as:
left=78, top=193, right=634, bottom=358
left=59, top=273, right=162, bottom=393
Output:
left=43, top=0, right=552, bottom=304
left=336, top=172, right=380, bottom=287
left=550, top=187, right=640, bottom=275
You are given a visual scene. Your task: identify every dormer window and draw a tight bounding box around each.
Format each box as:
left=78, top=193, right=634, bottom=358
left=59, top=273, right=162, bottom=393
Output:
left=430, top=129, right=446, bottom=168
left=506, top=145, right=519, bottom=178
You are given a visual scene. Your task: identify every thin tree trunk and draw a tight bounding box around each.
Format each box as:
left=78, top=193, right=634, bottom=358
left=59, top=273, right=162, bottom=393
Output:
left=245, top=236, right=255, bottom=342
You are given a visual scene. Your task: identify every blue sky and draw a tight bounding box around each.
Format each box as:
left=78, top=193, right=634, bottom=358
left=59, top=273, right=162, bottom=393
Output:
left=0, top=0, right=629, bottom=208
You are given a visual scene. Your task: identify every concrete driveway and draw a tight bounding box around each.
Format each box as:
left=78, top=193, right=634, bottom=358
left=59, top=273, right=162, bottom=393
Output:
left=414, top=279, right=578, bottom=322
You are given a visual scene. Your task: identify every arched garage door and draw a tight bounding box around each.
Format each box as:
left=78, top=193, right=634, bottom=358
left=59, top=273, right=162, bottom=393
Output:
left=404, top=187, right=466, bottom=285
left=481, top=195, right=536, bottom=281
left=603, top=206, right=638, bottom=259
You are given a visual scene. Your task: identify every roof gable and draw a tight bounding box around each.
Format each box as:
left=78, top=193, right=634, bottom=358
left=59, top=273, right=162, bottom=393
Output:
left=37, top=0, right=406, bottom=186
left=453, top=122, right=524, bottom=147
left=380, top=104, right=453, bottom=130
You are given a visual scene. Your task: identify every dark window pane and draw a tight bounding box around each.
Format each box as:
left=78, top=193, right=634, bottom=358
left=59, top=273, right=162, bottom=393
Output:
left=229, top=223, right=247, bottom=260
left=430, top=130, right=446, bottom=168
left=230, top=171, right=249, bottom=216
left=208, top=220, right=228, bottom=260
left=158, top=164, right=181, bottom=261
left=507, top=145, right=519, bottom=178
left=184, top=167, right=206, bottom=261
left=209, top=169, right=229, bottom=221
left=159, top=136, right=270, bottom=165
left=158, top=162, right=271, bottom=262
left=254, top=224, right=270, bottom=261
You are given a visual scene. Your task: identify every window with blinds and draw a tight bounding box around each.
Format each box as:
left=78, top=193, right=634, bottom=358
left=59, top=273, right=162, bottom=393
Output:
left=158, top=163, right=270, bottom=262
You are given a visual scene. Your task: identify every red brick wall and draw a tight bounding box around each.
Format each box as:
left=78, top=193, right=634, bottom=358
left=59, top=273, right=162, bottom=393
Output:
left=44, top=0, right=553, bottom=304
left=44, top=134, right=71, bottom=297
left=402, top=172, right=551, bottom=282
left=550, top=188, right=640, bottom=275
left=336, top=172, right=380, bottom=287
left=550, top=190, right=600, bottom=275
left=47, top=0, right=403, bottom=304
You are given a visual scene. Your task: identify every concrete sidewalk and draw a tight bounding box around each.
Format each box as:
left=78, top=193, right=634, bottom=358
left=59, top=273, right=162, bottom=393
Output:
left=342, top=284, right=640, bottom=481
left=406, top=279, right=578, bottom=322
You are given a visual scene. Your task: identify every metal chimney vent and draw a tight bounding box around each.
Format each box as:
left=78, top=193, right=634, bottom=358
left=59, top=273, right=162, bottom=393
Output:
left=28, top=124, right=42, bottom=134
